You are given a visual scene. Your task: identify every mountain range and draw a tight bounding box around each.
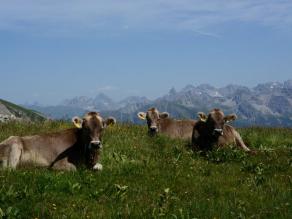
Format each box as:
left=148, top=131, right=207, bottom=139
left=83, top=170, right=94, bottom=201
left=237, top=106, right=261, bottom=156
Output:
left=23, top=80, right=292, bottom=127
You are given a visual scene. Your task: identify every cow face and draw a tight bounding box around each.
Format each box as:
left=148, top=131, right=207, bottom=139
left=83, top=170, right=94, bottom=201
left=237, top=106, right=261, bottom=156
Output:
left=72, top=112, right=116, bottom=150
left=198, top=109, right=237, bottom=136
left=137, top=108, right=169, bottom=135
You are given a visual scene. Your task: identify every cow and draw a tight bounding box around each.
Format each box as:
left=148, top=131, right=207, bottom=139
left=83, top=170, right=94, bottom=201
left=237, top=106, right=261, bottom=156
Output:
left=191, top=108, right=251, bottom=152
left=137, top=107, right=196, bottom=140
left=0, top=112, right=116, bottom=171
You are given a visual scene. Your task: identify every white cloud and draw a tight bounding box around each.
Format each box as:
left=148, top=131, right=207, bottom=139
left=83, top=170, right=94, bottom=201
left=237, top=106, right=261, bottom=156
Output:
left=96, top=85, right=117, bottom=92
left=0, top=0, right=291, bottom=36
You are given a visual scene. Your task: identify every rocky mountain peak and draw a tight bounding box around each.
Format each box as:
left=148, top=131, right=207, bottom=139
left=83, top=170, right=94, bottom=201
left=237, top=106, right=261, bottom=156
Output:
left=169, top=87, right=177, bottom=95
left=23, top=80, right=292, bottom=126
left=284, top=80, right=292, bottom=89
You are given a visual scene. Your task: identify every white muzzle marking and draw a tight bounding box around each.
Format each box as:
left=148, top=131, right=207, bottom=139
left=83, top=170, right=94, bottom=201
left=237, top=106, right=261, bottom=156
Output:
left=214, top=129, right=224, bottom=135
left=91, top=140, right=101, bottom=144
left=90, top=140, right=102, bottom=149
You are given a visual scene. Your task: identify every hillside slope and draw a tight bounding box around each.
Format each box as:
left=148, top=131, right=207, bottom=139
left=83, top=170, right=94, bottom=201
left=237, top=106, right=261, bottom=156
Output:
left=0, top=99, right=46, bottom=122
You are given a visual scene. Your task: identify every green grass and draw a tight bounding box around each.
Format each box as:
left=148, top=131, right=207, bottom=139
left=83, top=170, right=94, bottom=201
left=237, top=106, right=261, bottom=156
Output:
left=0, top=122, right=291, bottom=218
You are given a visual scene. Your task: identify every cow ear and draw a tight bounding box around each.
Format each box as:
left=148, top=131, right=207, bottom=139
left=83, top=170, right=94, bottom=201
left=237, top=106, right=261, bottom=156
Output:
left=159, top=112, right=169, bottom=119
left=224, top=114, right=237, bottom=123
left=137, top=112, right=147, bottom=120
left=104, top=117, right=116, bottom=127
left=72, top=116, right=83, bottom=129
left=197, top=112, right=207, bottom=122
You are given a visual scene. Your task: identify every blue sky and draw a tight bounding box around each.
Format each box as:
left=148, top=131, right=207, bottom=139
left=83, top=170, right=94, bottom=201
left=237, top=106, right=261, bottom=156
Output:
left=0, top=0, right=292, bottom=105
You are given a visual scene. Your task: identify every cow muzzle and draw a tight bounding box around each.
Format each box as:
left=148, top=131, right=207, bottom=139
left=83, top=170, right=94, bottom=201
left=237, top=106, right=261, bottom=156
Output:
left=150, top=126, right=158, bottom=131
left=90, top=140, right=102, bottom=149
left=213, top=128, right=224, bottom=136
left=149, top=125, right=158, bottom=133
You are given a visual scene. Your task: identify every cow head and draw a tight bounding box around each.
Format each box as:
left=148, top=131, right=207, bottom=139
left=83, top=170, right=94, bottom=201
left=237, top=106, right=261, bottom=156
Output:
left=197, top=109, right=237, bottom=136
left=137, top=108, right=169, bottom=135
left=72, top=112, right=116, bottom=150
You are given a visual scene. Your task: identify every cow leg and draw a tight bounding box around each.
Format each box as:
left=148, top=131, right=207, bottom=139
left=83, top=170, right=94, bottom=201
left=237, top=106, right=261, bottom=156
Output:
left=234, top=131, right=250, bottom=152
left=93, top=163, right=103, bottom=171
left=8, top=143, right=23, bottom=169
left=0, top=137, right=24, bottom=169
left=0, top=144, right=9, bottom=168
left=51, top=159, right=77, bottom=171
left=0, top=137, right=21, bottom=169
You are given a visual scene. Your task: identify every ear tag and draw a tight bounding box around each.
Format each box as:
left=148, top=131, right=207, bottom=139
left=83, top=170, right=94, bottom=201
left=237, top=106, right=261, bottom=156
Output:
left=74, top=122, right=82, bottom=129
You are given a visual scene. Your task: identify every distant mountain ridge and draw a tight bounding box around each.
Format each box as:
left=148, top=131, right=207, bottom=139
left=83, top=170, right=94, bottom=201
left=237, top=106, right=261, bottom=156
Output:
left=61, top=93, right=118, bottom=111
left=0, top=99, right=46, bottom=122
left=24, top=80, right=292, bottom=127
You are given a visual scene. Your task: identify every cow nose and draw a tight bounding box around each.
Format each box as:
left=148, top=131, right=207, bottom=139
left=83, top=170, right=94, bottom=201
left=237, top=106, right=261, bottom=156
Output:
left=214, top=129, right=224, bottom=135
left=90, top=140, right=102, bottom=149
left=150, top=126, right=158, bottom=132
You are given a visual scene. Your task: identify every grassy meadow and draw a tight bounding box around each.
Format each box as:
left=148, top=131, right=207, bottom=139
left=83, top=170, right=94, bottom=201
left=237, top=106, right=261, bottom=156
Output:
left=0, top=121, right=291, bottom=218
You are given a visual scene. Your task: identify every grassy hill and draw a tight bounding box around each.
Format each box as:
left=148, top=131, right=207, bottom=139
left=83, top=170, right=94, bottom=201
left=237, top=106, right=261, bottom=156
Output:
left=0, top=122, right=291, bottom=218
left=0, top=99, right=46, bottom=122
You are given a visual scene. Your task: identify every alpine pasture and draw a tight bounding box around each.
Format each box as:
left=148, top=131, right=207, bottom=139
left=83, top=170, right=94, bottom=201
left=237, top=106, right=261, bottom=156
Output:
left=0, top=121, right=291, bottom=218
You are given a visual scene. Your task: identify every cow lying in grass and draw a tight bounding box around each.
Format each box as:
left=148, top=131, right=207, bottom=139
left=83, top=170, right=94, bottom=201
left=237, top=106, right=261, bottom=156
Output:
left=191, top=109, right=251, bottom=152
left=138, top=107, right=196, bottom=140
left=0, top=112, right=116, bottom=171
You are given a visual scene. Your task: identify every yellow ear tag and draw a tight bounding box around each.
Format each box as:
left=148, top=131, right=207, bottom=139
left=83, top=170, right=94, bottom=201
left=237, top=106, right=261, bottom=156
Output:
left=201, top=118, right=207, bottom=122
left=109, top=121, right=116, bottom=126
left=74, top=122, right=82, bottom=129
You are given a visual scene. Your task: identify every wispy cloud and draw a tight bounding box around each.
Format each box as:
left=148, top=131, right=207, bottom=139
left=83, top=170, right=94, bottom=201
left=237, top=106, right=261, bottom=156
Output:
left=0, top=0, right=291, bottom=36
left=96, top=85, right=117, bottom=92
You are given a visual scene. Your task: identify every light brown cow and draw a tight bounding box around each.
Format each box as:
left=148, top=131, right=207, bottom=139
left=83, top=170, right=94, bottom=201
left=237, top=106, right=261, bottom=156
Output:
left=191, top=108, right=251, bottom=152
left=138, top=107, right=196, bottom=140
left=0, top=112, right=116, bottom=171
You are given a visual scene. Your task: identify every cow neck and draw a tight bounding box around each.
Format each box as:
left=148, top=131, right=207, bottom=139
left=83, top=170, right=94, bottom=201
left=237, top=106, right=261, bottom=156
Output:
left=74, top=128, right=90, bottom=152
left=158, top=118, right=169, bottom=131
left=199, top=122, right=218, bottom=143
left=87, top=149, right=100, bottom=168
left=74, top=128, right=94, bottom=167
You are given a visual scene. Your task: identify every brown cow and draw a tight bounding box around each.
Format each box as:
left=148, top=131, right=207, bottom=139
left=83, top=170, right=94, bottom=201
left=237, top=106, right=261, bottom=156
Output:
left=191, top=109, right=251, bottom=152
left=138, top=107, right=196, bottom=140
left=0, top=112, right=116, bottom=171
